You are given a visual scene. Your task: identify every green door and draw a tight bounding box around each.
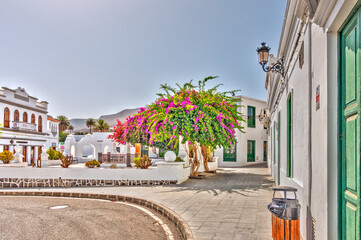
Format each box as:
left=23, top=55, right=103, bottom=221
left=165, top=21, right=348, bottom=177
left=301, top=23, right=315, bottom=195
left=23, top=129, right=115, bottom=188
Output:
left=340, top=10, right=361, bottom=240
left=247, top=140, right=255, bottom=162
left=223, top=143, right=236, bottom=162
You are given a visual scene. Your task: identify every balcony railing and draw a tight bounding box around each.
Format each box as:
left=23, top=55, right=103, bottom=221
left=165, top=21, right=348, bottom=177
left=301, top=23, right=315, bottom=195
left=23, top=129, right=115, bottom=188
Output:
left=12, top=121, right=37, bottom=131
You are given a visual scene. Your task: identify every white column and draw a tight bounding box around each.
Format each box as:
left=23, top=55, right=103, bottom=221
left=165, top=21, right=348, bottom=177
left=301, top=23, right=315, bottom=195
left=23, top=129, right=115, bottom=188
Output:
left=26, top=146, right=31, bottom=165
left=0, top=145, right=4, bottom=152
left=9, top=145, right=14, bottom=153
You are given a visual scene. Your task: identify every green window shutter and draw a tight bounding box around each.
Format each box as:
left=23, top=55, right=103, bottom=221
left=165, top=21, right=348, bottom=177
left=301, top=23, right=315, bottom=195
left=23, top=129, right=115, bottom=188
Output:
left=287, top=94, right=292, bottom=178
left=247, top=106, right=256, bottom=128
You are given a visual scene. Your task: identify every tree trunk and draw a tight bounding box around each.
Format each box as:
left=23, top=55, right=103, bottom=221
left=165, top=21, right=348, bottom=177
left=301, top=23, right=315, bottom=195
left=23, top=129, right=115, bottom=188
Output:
left=201, top=145, right=210, bottom=172
left=189, top=143, right=200, bottom=177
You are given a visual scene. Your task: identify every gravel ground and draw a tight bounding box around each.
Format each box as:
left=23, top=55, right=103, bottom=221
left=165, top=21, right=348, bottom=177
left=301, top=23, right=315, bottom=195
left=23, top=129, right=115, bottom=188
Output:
left=0, top=196, right=182, bottom=240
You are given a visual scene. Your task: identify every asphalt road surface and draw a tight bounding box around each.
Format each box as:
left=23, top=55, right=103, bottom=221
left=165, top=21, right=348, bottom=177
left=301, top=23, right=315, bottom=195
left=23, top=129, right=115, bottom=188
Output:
left=0, top=196, right=181, bottom=240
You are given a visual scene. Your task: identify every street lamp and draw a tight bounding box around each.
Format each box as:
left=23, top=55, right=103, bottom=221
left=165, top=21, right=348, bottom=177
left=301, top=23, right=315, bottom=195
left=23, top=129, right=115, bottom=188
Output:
left=256, top=42, right=285, bottom=77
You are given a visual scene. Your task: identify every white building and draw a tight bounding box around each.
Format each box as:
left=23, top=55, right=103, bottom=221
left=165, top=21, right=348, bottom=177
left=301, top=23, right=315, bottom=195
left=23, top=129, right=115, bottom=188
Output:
left=0, top=87, right=59, bottom=165
left=217, top=95, right=268, bottom=167
left=265, top=0, right=361, bottom=239
left=64, top=133, right=129, bottom=162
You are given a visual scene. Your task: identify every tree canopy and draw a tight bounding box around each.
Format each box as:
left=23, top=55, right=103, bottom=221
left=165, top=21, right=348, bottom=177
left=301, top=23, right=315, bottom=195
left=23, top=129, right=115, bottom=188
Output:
left=111, top=76, right=244, bottom=149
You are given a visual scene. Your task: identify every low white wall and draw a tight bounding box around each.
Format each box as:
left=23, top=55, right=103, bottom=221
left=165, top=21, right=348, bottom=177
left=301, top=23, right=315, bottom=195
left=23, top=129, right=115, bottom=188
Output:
left=0, top=162, right=190, bottom=184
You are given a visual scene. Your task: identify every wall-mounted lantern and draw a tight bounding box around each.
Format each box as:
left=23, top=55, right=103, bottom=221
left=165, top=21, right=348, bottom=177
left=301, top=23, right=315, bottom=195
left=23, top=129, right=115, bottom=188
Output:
left=256, top=42, right=285, bottom=77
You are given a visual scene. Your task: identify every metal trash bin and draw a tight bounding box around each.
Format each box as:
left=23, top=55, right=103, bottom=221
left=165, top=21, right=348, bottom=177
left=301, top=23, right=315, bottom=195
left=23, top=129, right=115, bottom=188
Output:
left=268, top=186, right=301, bottom=240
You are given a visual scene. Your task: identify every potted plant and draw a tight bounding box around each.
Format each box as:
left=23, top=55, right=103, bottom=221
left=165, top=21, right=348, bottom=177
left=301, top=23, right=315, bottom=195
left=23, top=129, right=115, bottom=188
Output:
left=0, top=150, right=14, bottom=164
left=60, top=155, right=72, bottom=168
left=85, top=159, right=100, bottom=168
left=134, top=155, right=152, bottom=169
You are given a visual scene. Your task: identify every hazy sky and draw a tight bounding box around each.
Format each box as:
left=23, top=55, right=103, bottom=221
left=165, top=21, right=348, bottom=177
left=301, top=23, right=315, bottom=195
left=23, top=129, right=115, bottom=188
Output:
left=0, top=0, right=286, bottom=119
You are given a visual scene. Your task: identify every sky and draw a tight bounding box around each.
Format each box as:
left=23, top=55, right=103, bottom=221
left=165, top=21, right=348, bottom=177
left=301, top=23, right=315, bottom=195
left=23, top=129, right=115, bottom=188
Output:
left=0, top=0, right=286, bottom=119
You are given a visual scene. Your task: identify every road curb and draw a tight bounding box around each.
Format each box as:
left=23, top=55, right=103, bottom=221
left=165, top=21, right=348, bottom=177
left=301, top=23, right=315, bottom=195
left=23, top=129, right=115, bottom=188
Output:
left=0, top=191, right=194, bottom=240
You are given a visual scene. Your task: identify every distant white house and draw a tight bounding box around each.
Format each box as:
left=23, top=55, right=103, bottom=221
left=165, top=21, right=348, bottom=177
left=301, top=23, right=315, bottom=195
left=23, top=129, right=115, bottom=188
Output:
left=64, top=132, right=136, bottom=162
left=216, top=95, right=268, bottom=167
left=0, top=86, right=60, bottom=165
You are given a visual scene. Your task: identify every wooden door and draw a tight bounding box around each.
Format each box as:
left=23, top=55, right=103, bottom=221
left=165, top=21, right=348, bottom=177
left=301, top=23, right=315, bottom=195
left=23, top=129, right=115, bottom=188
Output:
left=247, top=140, right=255, bottom=162
left=223, top=143, right=236, bottom=162
left=22, top=146, right=27, bottom=162
left=340, top=10, right=361, bottom=240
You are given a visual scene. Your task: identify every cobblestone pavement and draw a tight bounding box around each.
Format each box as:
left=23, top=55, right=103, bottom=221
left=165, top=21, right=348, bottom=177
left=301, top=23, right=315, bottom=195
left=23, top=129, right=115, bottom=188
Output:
left=3, top=164, right=275, bottom=240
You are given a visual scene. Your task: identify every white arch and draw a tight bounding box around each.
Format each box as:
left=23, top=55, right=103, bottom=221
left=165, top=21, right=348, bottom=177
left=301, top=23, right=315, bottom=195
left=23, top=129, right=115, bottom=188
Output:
left=103, top=146, right=109, bottom=154
left=82, top=144, right=96, bottom=159
left=71, top=145, right=75, bottom=157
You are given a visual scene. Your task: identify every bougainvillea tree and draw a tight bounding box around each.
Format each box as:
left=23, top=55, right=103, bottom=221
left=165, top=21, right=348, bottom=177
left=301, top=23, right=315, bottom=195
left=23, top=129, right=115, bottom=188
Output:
left=110, top=76, right=245, bottom=176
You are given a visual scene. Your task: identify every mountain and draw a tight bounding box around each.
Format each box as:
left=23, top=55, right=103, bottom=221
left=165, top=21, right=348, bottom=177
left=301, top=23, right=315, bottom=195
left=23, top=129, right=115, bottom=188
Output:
left=99, top=108, right=140, bottom=127
left=68, top=119, right=89, bottom=132
left=69, top=108, right=140, bottom=132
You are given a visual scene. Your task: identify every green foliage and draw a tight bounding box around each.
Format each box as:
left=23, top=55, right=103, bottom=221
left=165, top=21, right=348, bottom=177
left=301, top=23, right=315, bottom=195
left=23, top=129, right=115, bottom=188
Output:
left=85, top=159, right=101, bottom=168
left=134, top=155, right=152, bottom=169
left=110, top=164, right=117, bottom=169
left=94, top=119, right=110, bottom=132
left=59, top=131, right=68, bottom=142
left=120, top=76, right=245, bottom=151
left=57, top=115, right=70, bottom=132
left=174, top=157, right=184, bottom=162
left=0, top=150, right=14, bottom=164
left=86, top=118, right=96, bottom=134
left=47, top=148, right=63, bottom=160
left=74, top=131, right=86, bottom=135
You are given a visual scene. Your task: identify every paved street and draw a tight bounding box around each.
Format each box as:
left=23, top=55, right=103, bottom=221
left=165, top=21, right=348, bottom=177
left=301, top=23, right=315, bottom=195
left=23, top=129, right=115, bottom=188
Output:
left=0, top=196, right=180, bottom=240
left=3, top=164, right=275, bottom=240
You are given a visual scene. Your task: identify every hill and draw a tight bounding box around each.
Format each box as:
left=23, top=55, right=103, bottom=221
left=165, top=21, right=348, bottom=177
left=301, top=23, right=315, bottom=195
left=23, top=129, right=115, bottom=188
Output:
left=69, top=108, right=140, bottom=132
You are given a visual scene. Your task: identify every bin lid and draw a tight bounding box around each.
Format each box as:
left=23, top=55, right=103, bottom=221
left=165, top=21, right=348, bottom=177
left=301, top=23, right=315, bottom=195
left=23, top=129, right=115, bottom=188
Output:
left=267, top=198, right=300, bottom=220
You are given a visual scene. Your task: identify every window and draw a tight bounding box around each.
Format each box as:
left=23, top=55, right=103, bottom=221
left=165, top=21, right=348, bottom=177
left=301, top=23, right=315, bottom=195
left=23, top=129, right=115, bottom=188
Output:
left=14, top=110, right=19, bottom=122
left=31, top=114, right=35, bottom=124
left=4, top=107, right=10, bottom=128
left=4, top=145, right=9, bottom=151
left=247, top=106, right=256, bottom=128
left=23, top=112, right=28, bottom=123
left=287, top=94, right=292, bottom=178
left=38, top=116, right=42, bottom=132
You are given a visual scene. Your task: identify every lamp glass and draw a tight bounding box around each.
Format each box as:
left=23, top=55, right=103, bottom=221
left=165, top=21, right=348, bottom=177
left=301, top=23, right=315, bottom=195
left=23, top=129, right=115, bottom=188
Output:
left=258, top=50, right=269, bottom=65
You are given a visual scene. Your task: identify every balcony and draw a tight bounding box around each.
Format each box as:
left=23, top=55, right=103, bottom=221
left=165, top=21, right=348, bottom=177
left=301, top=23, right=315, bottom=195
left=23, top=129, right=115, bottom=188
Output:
left=12, top=121, right=37, bottom=131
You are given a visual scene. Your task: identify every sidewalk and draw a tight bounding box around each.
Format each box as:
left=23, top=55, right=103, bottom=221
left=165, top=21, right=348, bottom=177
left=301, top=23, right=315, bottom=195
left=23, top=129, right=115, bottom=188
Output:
left=2, top=164, right=275, bottom=240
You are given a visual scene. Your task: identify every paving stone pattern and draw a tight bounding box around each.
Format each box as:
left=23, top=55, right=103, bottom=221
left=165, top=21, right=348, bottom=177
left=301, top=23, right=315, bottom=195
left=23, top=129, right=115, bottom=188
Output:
left=3, top=164, right=275, bottom=240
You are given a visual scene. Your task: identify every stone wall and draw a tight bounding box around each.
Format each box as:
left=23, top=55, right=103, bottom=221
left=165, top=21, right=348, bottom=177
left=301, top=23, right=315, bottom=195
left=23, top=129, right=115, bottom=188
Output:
left=0, top=178, right=176, bottom=188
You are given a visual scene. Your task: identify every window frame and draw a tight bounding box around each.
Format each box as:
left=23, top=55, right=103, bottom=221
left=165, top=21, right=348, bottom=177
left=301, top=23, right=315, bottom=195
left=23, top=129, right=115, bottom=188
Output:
left=23, top=112, right=28, bottom=123
left=14, top=110, right=19, bottom=122
left=38, top=116, right=42, bottom=132
left=4, top=107, right=10, bottom=128
left=247, top=105, right=256, bottom=128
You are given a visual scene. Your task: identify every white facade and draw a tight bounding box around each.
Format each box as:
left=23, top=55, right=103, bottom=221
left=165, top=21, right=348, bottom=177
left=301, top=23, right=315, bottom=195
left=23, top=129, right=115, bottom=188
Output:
left=64, top=132, right=130, bottom=162
left=265, top=1, right=361, bottom=239
left=0, top=87, right=59, bottom=165
left=217, top=95, right=268, bottom=167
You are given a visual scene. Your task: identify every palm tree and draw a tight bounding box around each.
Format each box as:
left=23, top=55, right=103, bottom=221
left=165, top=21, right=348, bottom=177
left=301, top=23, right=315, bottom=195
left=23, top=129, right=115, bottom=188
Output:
left=57, top=115, right=70, bottom=132
left=94, top=119, right=110, bottom=132
left=86, top=118, right=96, bottom=134
left=68, top=125, right=74, bottom=133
